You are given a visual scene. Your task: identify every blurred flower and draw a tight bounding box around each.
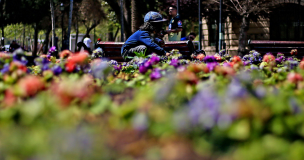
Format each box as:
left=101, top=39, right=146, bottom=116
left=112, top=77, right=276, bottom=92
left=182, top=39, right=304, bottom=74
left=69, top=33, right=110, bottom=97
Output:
left=170, top=59, right=179, bottom=68
left=263, top=54, right=276, bottom=63
left=289, top=98, right=301, bottom=114
left=214, top=54, right=222, bottom=62
left=60, top=50, right=72, bottom=59
left=150, top=55, right=160, bottom=64
left=113, top=65, right=122, bottom=71
left=255, top=85, right=266, bottom=99
left=196, top=54, right=205, bottom=61
left=219, top=49, right=226, bottom=57
left=299, top=61, right=304, bottom=70
left=187, top=63, right=209, bottom=73
left=1, top=63, right=9, bottom=74
left=132, top=112, right=149, bottom=131
left=275, top=56, right=284, bottom=64
left=91, top=59, right=110, bottom=79
left=287, top=72, right=303, bottom=84
left=206, top=62, right=218, bottom=71
left=68, top=52, right=89, bottom=65
left=203, top=55, right=216, bottom=63
left=144, top=61, right=153, bottom=69
left=51, top=65, right=63, bottom=75
left=227, top=78, right=247, bottom=98
left=139, top=65, right=148, bottom=74
left=177, top=70, right=198, bottom=85
left=150, top=69, right=162, bottom=80
left=188, top=85, right=225, bottom=129
left=290, top=49, right=297, bottom=55
left=49, top=46, right=57, bottom=53
left=65, top=61, right=76, bottom=73
left=109, top=60, right=118, bottom=66
left=17, top=75, right=45, bottom=97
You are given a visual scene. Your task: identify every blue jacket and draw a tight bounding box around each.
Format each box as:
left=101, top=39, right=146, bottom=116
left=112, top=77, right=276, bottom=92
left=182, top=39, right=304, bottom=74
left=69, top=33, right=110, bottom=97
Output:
left=121, top=30, right=167, bottom=56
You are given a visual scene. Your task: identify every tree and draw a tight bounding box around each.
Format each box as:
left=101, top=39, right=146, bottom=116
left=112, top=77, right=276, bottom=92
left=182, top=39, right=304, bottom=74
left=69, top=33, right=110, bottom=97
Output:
left=78, top=0, right=105, bottom=39
left=207, top=0, right=274, bottom=55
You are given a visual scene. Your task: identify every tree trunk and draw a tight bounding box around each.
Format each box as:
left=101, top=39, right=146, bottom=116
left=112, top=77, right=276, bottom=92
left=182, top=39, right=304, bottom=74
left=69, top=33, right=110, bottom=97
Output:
left=108, top=25, right=113, bottom=41
left=67, top=0, right=74, bottom=50
left=113, top=27, right=119, bottom=41
left=105, top=0, right=132, bottom=38
left=75, top=17, right=79, bottom=51
left=33, top=23, right=39, bottom=57
left=131, top=0, right=140, bottom=33
left=50, top=0, right=55, bottom=47
left=0, top=0, right=4, bottom=46
left=238, top=15, right=250, bottom=56
left=43, top=26, right=52, bottom=54
left=22, top=24, right=25, bottom=47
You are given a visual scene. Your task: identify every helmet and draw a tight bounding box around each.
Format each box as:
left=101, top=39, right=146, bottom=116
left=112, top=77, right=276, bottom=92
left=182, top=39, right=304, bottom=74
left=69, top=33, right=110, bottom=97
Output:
left=144, top=11, right=167, bottom=23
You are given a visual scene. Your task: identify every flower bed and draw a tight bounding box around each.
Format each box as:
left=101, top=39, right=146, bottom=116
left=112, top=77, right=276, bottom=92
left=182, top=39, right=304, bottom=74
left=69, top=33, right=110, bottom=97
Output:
left=0, top=48, right=304, bottom=159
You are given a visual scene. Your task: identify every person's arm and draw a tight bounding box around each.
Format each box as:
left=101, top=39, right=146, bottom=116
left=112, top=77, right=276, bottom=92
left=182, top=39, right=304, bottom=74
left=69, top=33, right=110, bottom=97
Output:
left=140, top=31, right=168, bottom=56
left=166, top=28, right=182, bottom=34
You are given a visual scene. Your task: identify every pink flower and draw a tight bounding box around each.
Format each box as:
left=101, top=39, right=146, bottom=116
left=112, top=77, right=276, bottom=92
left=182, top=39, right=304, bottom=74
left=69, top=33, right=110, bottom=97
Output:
left=17, top=76, right=45, bottom=97
left=262, top=54, right=276, bottom=63
left=196, top=54, right=205, bottom=61
left=287, top=72, right=303, bottom=83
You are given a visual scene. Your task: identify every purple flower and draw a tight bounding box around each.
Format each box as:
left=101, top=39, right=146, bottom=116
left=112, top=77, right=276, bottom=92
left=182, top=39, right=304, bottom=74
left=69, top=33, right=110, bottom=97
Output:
left=243, top=61, right=250, bottom=66
left=110, top=60, right=118, bottom=66
left=275, top=57, right=283, bottom=64
left=113, top=65, right=122, bottom=71
left=144, top=61, right=153, bottom=69
left=206, top=62, right=218, bottom=71
left=1, top=63, right=9, bottom=74
left=203, top=55, right=217, bottom=63
left=49, top=46, right=56, bottom=54
left=42, top=64, right=50, bottom=71
left=139, top=65, right=148, bottom=74
left=51, top=65, right=63, bottom=75
left=289, top=98, right=301, bottom=114
left=150, top=69, right=162, bottom=80
left=188, top=86, right=222, bottom=129
left=219, top=50, right=226, bottom=57
left=227, top=78, right=247, bottom=98
left=150, top=55, right=160, bottom=64
left=170, top=59, right=179, bottom=68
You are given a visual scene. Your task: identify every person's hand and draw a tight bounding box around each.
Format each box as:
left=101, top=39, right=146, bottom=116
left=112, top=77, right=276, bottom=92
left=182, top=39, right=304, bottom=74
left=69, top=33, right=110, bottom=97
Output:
left=164, top=30, right=171, bottom=34
left=166, top=52, right=171, bottom=56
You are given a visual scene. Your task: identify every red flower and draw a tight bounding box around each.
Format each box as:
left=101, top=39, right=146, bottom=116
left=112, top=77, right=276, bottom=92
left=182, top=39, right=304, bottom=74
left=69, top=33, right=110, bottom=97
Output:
left=291, top=49, right=298, bottom=55
left=287, top=72, right=303, bottom=84
left=60, top=50, right=72, bottom=59
left=65, top=61, right=76, bottom=72
left=3, top=89, right=16, bottom=107
left=214, top=55, right=222, bottom=61
left=177, top=70, right=199, bottom=85
left=262, top=54, right=276, bottom=63
left=17, top=76, right=45, bottom=97
left=188, top=63, right=209, bottom=73
left=69, top=52, right=89, bottom=64
left=299, top=61, right=304, bottom=70
left=231, top=56, right=242, bottom=63
left=196, top=54, right=205, bottom=61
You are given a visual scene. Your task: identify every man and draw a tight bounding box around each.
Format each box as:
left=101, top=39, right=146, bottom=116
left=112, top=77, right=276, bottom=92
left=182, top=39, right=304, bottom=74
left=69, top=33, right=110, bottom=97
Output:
left=181, top=32, right=196, bottom=41
left=83, top=35, right=92, bottom=54
left=9, top=40, right=20, bottom=52
left=121, top=11, right=170, bottom=61
left=166, top=6, right=183, bottom=41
